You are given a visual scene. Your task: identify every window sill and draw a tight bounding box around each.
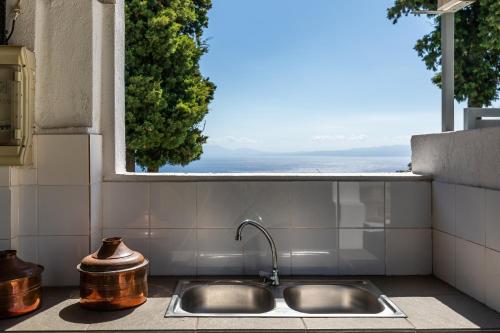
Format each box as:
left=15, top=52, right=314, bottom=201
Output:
left=104, top=172, right=432, bottom=182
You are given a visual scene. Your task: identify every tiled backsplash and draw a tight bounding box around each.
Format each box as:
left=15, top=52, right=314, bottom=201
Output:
left=102, top=181, right=432, bottom=277
left=432, top=181, right=500, bottom=313
left=0, top=134, right=432, bottom=287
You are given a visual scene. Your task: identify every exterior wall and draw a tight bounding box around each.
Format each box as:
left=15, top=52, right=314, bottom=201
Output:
left=101, top=181, right=431, bottom=277
left=433, top=181, right=500, bottom=313
left=413, top=129, right=500, bottom=313
left=412, top=127, right=500, bottom=190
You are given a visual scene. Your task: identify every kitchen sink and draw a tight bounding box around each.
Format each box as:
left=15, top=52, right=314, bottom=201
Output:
left=165, top=279, right=406, bottom=318
left=180, top=282, right=275, bottom=314
left=283, top=284, right=384, bottom=314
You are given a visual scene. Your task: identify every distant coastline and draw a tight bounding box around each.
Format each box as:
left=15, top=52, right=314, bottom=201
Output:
left=154, top=144, right=411, bottom=173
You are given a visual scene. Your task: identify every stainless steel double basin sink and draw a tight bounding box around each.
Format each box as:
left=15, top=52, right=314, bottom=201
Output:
left=165, top=279, right=406, bottom=318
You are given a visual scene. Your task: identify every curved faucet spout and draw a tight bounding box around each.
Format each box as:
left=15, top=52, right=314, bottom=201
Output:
left=235, top=219, right=280, bottom=286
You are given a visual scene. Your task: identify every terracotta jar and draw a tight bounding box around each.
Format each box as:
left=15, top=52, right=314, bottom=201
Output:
left=0, top=250, right=44, bottom=319
left=77, top=237, right=149, bottom=311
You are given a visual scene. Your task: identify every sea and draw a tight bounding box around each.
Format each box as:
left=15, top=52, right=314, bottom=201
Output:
left=157, top=155, right=411, bottom=173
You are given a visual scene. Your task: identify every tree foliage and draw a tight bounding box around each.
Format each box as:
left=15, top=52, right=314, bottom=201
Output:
left=388, top=0, right=499, bottom=107
left=125, top=0, right=216, bottom=172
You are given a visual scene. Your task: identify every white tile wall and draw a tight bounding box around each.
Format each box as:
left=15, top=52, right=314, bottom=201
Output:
left=455, top=185, right=486, bottom=245
left=38, top=235, right=89, bottom=286
left=385, top=182, right=431, bottom=228
left=37, top=135, right=90, bottom=186
left=0, top=239, right=10, bottom=250
left=486, top=189, right=500, bottom=252
left=0, top=167, right=9, bottom=186
left=103, top=182, right=149, bottom=228
left=89, top=135, right=102, bottom=185
left=0, top=187, right=11, bottom=239
left=197, top=182, right=250, bottom=228
left=9, top=186, right=19, bottom=238
left=339, top=229, right=385, bottom=275
left=455, top=237, right=486, bottom=303
left=243, top=228, right=291, bottom=275
left=90, top=183, right=103, bottom=251
left=486, top=248, right=500, bottom=313
left=150, top=183, right=196, bottom=228
left=13, top=236, right=38, bottom=263
left=291, top=182, right=336, bottom=228
left=197, top=228, right=243, bottom=275
left=432, top=182, right=455, bottom=234
left=386, top=229, right=432, bottom=275
left=18, top=185, right=37, bottom=235
left=150, top=229, right=196, bottom=275
left=339, top=182, right=384, bottom=228
left=38, top=186, right=90, bottom=236
left=102, top=228, right=149, bottom=259
left=433, top=230, right=456, bottom=286
left=290, top=229, right=338, bottom=275
left=247, top=182, right=292, bottom=228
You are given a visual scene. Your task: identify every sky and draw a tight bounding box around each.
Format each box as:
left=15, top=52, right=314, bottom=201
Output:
left=198, top=0, right=475, bottom=153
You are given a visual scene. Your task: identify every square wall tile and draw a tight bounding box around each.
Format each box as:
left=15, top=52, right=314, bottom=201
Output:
left=0, top=187, right=11, bottom=239
left=197, top=229, right=243, bottom=275
left=485, top=248, right=500, bottom=313
left=37, top=135, right=89, bottom=185
left=290, top=182, right=336, bottom=228
left=103, top=182, right=149, bottom=228
left=13, top=236, right=38, bottom=263
left=89, top=135, right=102, bottom=185
left=38, top=186, right=90, bottom=236
left=339, top=182, right=384, bottom=228
left=385, top=182, right=431, bottom=228
left=150, top=183, right=196, bottom=228
left=10, top=167, right=37, bottom=186
left=386, top=229, right=431, bottom=275
left=197, top=182, right=250, bottom=228
left=455, top=237, right=486, bottom=303
left=90, top=183, right=102, bottom=240
left=245, top=182, right=292, bottom=228
left=433, top=230, right=456, bottom=286
left=432, top=182, right=455, bottom=234
left=150, top=229, right=196, bottom=275
left=243, top=228, right=291, bottom=275
left=0, top=239, right=10, bottom=250
left=0, top=167, right=9, bottom=186
left=38, top=235, right=89, bottom=286
left=9, top=186, right=19, bottom=238
left=290, top=229, right=338, bottom=275
left=486, top=189, right=500, bottom=252
left=339, top=229, right=385, bottom=275
left=102, top=228, right=149, bottom=259
left=455, top=185, right=486, bottom=245
left=18, top=185, right=37, bottom=236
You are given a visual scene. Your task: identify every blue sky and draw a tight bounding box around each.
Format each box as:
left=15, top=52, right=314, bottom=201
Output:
left=199, top=0, right=470, bottom=152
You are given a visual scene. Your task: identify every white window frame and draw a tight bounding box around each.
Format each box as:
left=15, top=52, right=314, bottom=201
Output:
left=102, top=0, right=426, bottom=182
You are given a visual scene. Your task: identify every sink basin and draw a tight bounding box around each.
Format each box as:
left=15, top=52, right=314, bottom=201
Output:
left=283, top=284, right=384, bottom=314
left=180, top=283, right=275, bottom=314
left=165, top=279, right=406, bottom=317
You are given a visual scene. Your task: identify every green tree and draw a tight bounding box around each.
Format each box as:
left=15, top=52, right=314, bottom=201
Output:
left=388, top=0, right=499, bottom=107
left=125, top=0, right=216, bottom=172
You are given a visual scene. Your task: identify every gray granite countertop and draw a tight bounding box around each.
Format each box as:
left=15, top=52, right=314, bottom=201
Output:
left=1, top=276, right=500, bottom=332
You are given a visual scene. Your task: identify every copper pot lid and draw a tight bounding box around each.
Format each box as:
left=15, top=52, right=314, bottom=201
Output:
left=78, top=237, right=146, bottom=273
left=0, top=250, right=44, bottom=282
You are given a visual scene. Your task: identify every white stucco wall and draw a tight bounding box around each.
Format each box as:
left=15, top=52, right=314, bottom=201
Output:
left=7, top=0, right=109, bottom=132
left=412, top=127, right=500, bottom=190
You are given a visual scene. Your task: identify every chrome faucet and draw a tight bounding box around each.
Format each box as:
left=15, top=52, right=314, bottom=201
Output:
left=235, top=219, right=280, bottom=286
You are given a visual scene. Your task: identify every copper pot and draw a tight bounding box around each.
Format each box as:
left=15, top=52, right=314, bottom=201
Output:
left=77, top=237, right=149, bottom=311
left=0, top=250, right=44, bottom=319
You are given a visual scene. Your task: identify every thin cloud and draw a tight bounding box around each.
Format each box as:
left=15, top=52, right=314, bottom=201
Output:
left=312, top=134, right=368, bottom=143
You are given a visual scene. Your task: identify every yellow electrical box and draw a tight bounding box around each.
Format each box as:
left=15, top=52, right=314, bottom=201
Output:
left=0, top=46, right=35, bottom=166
